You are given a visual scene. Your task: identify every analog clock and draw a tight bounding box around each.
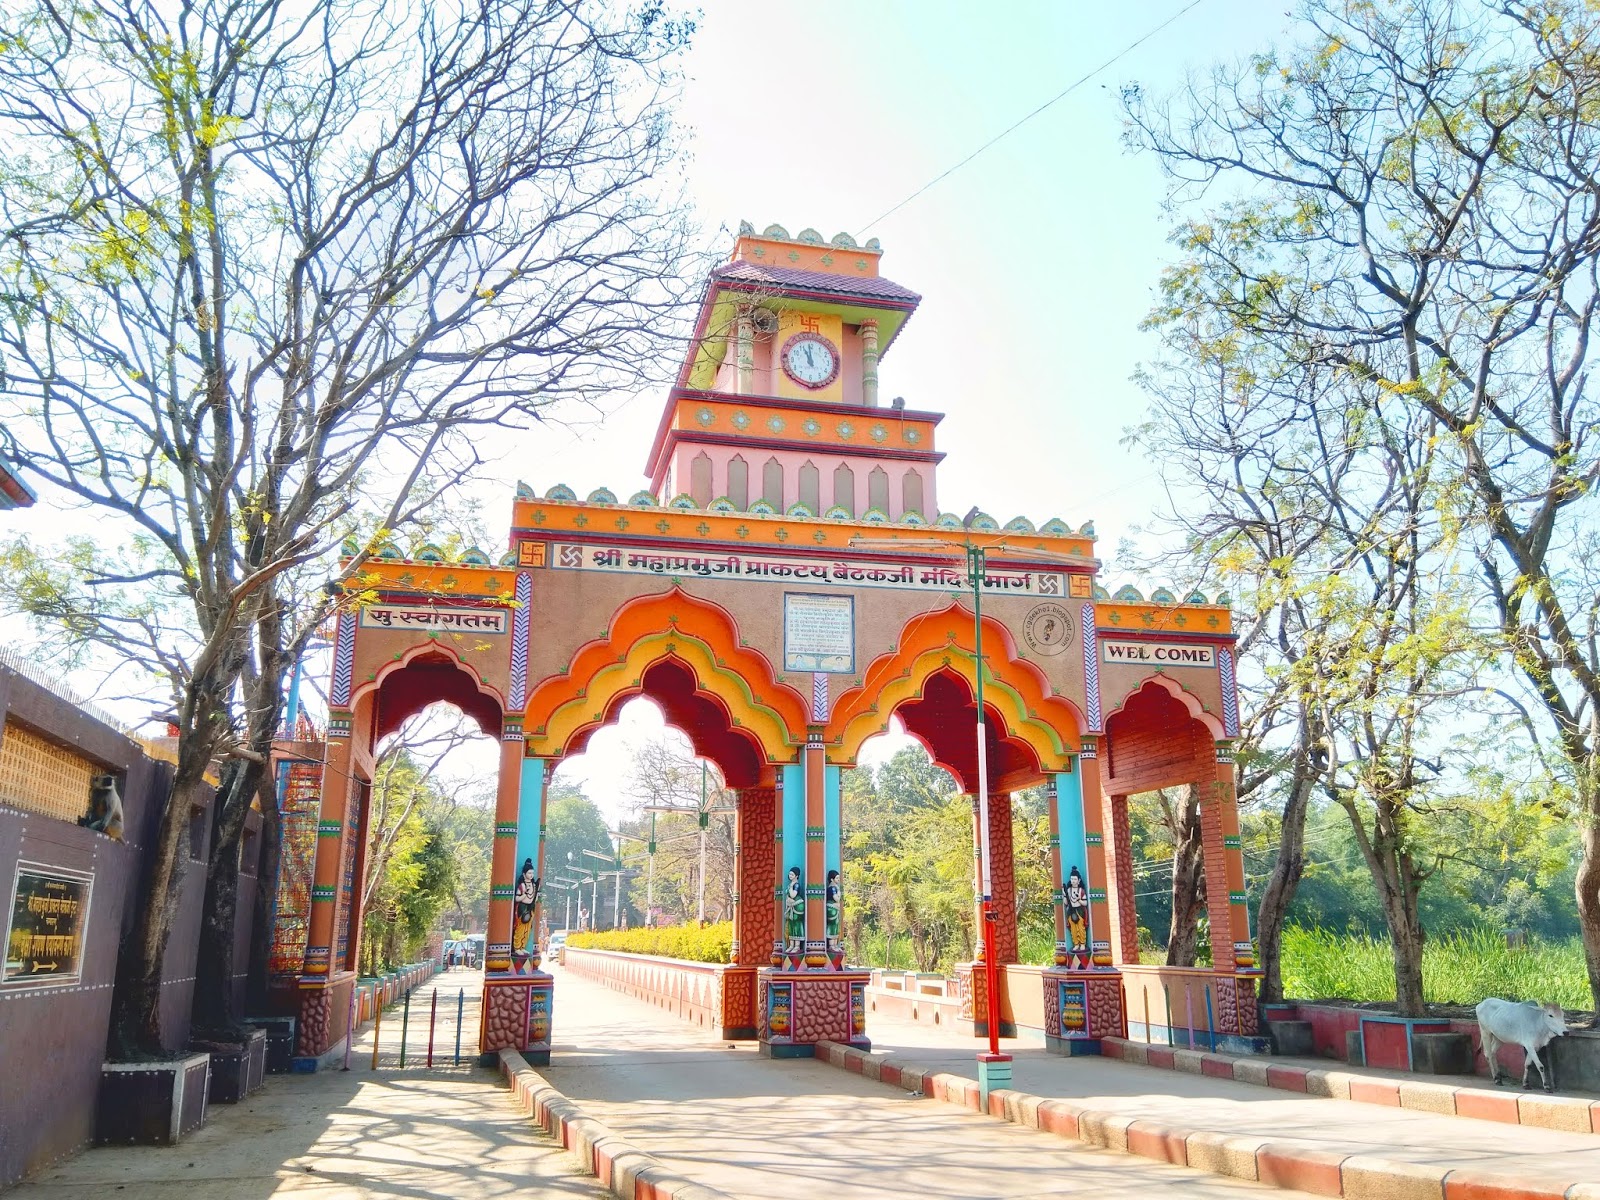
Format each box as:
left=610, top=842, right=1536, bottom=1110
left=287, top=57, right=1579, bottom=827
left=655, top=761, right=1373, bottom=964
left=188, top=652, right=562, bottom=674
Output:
left=780, top=332, right=840, bottom=390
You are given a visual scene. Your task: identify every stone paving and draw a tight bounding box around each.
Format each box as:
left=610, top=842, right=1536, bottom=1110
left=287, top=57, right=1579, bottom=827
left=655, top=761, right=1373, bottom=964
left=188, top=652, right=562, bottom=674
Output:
left=539, top=965, right=1327, bottom=1199
left=13, top=970, right=607, bottom=1200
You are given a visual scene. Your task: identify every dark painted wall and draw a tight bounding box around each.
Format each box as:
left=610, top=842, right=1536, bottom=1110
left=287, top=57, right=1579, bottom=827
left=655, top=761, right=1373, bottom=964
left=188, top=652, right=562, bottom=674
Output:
left=0, top=665, right=240, bottom=1187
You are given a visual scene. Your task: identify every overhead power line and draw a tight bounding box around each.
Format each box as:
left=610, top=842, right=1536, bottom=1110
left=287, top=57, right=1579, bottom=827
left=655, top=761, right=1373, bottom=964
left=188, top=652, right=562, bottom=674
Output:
left=854, top=0, right=1209, bottom=238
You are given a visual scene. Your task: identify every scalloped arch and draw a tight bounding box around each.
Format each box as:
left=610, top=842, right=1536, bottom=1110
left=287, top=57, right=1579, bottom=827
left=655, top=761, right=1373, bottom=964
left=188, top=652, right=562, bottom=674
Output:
left=826, top=601, right=1084, bottom=771
left=1102, top=673, right=1225, bottom=741
left=351, top=639, right=507, bottom=738
left=522, top=588, right=808, bottom=761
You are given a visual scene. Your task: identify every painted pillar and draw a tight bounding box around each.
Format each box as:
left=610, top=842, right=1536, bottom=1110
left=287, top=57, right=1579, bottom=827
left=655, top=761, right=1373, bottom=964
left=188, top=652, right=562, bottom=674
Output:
left=822, top=764, right=843, bottom=965
left=778, top=761, right=806, bottom=967
left=507, top=754, right=546, bottom=974
left=860, top=318, right=880, bottom=408
left=1053, top=766, right=1094, bottom=969
left=302, top=728, right=354, bottom=982
left=986, top=791, right=1019, bottom=963
left=735, top=313, right=754, bottom=394
left=803, top=743, right=828, bottom=968
left=1078, top=738, right=1115, bottom=968
left=737, top=787, right=776, bottom=967
left=1202, top=742, right=1254, bottom=971
left=1103, top=791, right=1141, bottom=964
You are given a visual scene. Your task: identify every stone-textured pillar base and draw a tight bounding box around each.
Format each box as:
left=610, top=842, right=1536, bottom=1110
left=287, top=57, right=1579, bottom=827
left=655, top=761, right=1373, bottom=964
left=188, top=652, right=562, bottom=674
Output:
left=1042, top=968, right=1125, bottom=1055
left=294, top=972, right=356, bottom=1064
left=955, top=962, right=1017, bottom=1039
left=758, top=968, right=871, bottom=1057
left=481, top=973, right=554, bottom=1065
left=720, top=965, right=760, bottom=1039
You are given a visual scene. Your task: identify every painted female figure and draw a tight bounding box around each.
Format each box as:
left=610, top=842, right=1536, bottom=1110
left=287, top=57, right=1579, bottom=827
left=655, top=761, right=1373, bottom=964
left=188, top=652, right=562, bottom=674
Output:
left=825, top=869, right=841, bottom=939
left=512, top=858, right=539, bottom=955
left=783, top=866, right=804, bottom=946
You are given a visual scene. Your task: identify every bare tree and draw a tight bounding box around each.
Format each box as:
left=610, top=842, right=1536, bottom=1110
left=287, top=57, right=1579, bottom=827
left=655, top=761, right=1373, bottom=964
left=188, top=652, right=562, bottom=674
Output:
left=0, top=0, right=698, bottom=1051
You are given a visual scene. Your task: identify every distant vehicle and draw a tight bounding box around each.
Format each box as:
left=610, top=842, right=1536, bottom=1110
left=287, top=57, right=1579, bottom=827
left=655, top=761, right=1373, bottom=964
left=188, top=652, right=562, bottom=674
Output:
left=546, top=929, right=570, bottom=957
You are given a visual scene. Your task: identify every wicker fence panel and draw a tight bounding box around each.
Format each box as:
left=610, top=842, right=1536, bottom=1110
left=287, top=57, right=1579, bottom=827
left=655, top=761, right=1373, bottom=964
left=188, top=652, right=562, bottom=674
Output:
left=0, top=723, right=95, bottom=823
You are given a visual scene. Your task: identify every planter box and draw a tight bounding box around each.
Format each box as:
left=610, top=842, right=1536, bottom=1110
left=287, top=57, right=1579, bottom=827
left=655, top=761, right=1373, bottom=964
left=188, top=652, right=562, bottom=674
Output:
left=195, top=1029, right=268, bottom=1103
left=98, top=1053, right=210, bottom=1145
left=249, top=1016, right=297, bottom=1074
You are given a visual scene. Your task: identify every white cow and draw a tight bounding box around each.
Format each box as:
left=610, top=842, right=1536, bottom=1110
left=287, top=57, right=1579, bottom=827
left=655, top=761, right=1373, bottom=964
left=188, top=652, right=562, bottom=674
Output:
left=1476, top=998, right=1568, bottom=1092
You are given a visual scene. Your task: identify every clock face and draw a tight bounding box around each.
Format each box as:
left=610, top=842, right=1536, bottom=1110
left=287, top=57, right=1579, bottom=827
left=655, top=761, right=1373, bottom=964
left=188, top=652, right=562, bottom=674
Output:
left=781, top=332, right=840, bottom=390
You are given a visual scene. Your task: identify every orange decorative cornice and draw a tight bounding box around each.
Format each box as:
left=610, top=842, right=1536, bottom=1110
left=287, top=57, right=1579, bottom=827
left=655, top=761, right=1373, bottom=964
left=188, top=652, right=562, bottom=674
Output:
left=825, top=602, right=1085, bottom=770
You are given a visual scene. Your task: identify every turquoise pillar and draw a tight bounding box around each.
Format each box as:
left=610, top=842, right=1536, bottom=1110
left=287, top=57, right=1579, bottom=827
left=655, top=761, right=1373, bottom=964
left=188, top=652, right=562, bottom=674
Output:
left=511, top=757, right=546, bottom=974
left=823, top=764, right=843, bottom=957
left=779, top=762, right=806, bottom=964
left=1054, top=767, right=1092, bottom=969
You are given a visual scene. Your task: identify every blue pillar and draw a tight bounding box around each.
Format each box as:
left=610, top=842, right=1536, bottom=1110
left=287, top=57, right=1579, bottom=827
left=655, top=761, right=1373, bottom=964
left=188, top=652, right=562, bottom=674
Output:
left=779, top=761, right=806, bottom=965
left=823, top=764, right=843, bottom=960
left=511, top=757, right=546, bottom=973
left=1055, top=767, right=1092, bottom=969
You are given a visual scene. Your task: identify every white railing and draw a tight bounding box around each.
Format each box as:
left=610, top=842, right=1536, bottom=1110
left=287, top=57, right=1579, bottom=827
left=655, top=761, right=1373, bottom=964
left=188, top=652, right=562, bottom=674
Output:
left=0, top=646, right=139, bottom=737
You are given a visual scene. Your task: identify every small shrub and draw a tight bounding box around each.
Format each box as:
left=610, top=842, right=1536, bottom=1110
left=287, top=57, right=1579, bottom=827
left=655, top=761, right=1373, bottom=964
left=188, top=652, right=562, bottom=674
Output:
left=567, top=922, right=733, bottom=964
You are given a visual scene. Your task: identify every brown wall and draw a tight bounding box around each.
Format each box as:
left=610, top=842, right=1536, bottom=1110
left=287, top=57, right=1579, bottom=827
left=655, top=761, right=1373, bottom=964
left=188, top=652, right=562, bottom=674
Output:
left=0, top=665, right=237, bottom=1188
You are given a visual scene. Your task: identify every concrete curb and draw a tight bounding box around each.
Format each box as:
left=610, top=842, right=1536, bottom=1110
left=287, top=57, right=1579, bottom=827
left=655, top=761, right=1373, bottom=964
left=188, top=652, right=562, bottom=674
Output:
left=813, top=1041, right=1600, bottom=1200
left=498, top=1048, right=732, bottom=1200
left=1103, top=1037, right=1600, bottom=1135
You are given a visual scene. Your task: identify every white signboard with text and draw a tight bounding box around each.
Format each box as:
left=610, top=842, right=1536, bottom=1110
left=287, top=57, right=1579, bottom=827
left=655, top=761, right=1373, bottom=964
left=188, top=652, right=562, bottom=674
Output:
left=1100, top=640, right=1215, bottom=669
left=548, top=542, right=1066, bottom=598
left=784, top=593, right=856, bottom=673
left=358, top=604, right=507, bottom=634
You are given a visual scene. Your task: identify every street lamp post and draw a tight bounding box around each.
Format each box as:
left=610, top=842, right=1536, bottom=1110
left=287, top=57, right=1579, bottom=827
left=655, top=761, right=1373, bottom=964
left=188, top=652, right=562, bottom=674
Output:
left=645, top=762, right=737, bottom=925
left=844, top=525, right=1084, bottom=1101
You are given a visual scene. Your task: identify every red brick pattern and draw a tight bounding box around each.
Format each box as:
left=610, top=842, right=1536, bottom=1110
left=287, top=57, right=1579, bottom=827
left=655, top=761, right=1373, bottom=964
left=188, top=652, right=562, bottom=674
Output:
left=737, top=788, right=775, bottom=966
left=1104, top=793, right=1141, bottom=963
left=987, top=791, right=1019, bottom=963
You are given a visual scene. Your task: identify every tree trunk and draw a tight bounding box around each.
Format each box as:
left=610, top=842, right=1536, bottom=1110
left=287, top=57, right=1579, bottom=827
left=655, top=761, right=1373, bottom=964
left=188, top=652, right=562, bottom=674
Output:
left=245, top=770, right=282, bottom=1013
left=1166, top=786, right=1207, bottom=967
left=108, top=732, right=222, bottom=1057
left=1383, top=885, right=1428, bottom=1017
left=192, top=757, right=267, bottom=1036
left=1257, top=726, right=1319, bottom=1002
left=1576, top=805, right=1600, bottom=1015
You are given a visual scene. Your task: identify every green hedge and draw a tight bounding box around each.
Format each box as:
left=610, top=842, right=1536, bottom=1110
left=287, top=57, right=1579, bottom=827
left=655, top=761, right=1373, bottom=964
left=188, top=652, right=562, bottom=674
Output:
left=566, top=922, right=733, bottom=964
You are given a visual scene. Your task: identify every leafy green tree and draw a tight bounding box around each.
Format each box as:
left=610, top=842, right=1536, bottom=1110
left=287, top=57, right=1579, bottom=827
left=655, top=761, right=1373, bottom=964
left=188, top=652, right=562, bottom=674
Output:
left=1126, top=0, right=1600, bottom=1008
left=0, top=0, right=696, bottom=1051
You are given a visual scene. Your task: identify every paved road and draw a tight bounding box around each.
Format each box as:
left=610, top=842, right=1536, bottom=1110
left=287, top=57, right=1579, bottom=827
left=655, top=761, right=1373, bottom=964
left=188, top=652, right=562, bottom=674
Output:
left=541, top=964, right=1325, bottom=1199
left=16, top=971, right=607, bottom=1200
left=862, top=1003, right=1600, bottom=1189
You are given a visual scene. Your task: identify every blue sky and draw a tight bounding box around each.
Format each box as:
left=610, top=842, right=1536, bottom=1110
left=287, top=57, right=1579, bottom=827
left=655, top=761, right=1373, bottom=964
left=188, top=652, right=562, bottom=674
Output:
left=541, top=0, right=1302, bottom=813
left=534, top=0, right=1297, bottom=577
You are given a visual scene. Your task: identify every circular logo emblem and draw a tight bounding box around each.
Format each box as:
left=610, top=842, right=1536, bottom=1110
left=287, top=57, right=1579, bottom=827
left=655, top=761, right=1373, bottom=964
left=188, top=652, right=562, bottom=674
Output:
left=1023, top=602, right=1074, bottom=656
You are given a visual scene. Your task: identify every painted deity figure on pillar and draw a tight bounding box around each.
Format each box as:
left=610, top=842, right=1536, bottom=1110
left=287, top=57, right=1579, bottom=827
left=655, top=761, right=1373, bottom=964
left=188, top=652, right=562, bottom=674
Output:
left=1063, top=864, right=1090, bottom=969
left=783, top=865, right=804, bottom=967
left=825, top=868, right=842, bottom=968
left=512, top=857, right=540, bottom=972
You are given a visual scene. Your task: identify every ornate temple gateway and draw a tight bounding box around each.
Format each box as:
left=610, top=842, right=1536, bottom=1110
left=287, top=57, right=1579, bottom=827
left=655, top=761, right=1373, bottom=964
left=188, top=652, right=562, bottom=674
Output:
left=279, top=224, right=1256, bottom=1062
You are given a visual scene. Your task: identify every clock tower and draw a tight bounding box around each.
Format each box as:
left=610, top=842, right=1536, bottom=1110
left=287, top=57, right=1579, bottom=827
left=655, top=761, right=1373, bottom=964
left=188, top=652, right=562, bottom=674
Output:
left=644, top=223, right=942, bottom=522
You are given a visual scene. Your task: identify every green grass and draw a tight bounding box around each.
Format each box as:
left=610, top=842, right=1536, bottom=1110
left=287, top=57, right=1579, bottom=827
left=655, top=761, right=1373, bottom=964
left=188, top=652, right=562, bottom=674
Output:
left=1280, top=925, right=1590, bottom=1011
